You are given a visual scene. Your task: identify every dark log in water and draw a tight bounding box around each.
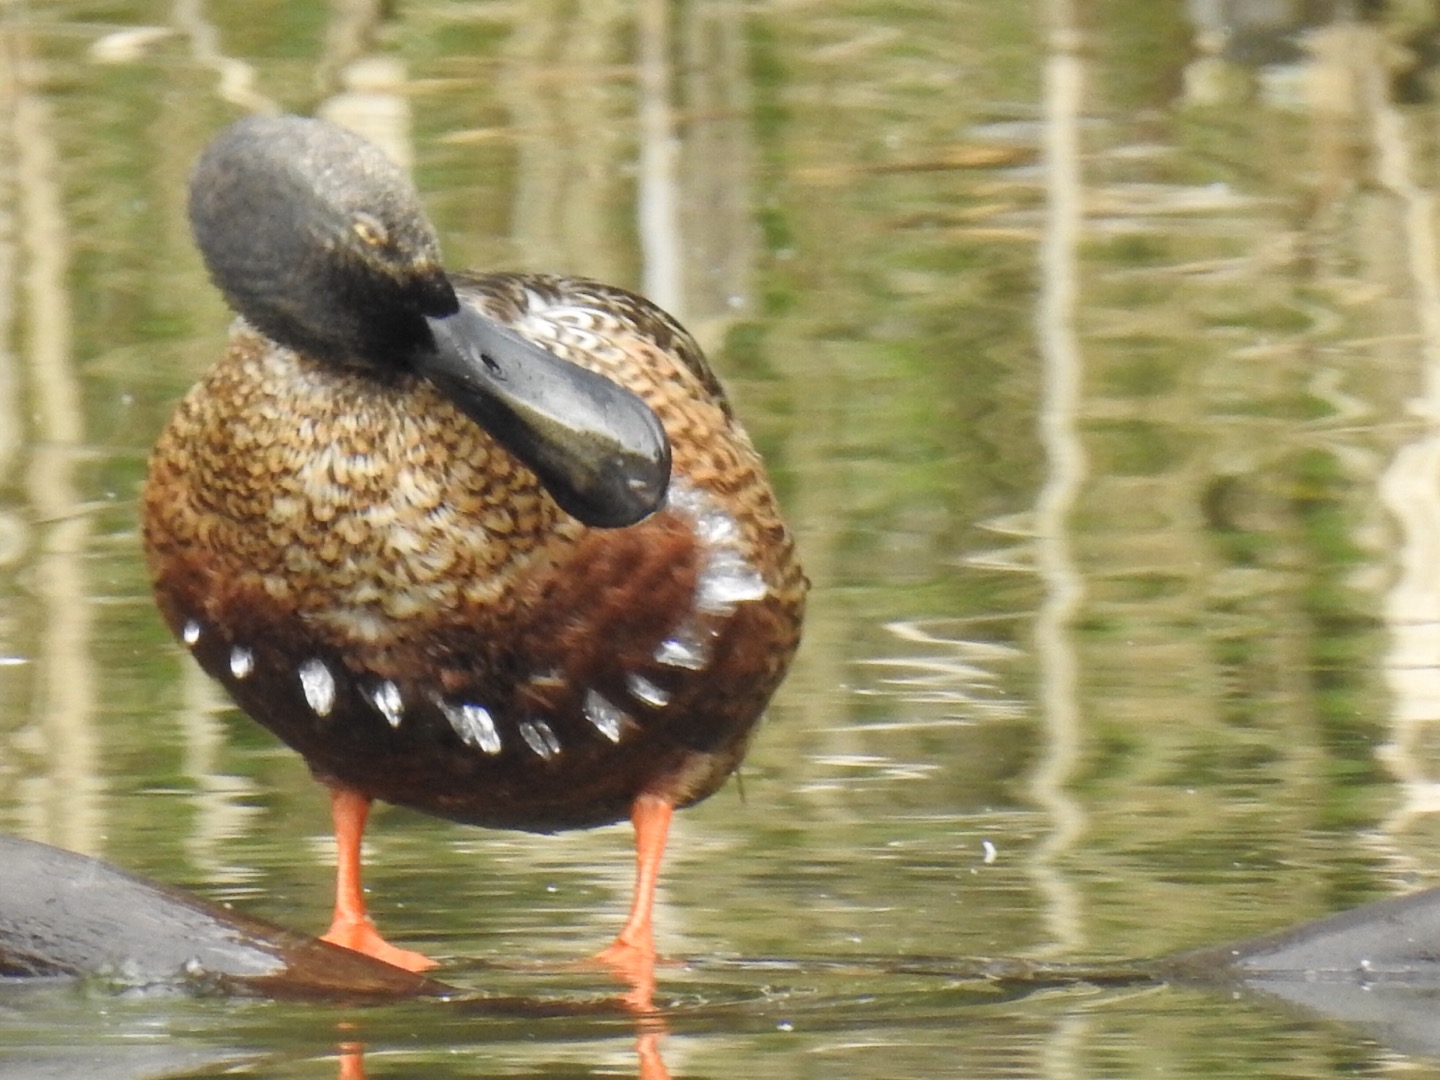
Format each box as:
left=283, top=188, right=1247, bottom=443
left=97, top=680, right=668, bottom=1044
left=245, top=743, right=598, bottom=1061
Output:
left=0, top=835, right=452, bottom=1000
left=1161, top=885, right=1440, bottom=1059
left=1168, top=882, right=1440, bottom=980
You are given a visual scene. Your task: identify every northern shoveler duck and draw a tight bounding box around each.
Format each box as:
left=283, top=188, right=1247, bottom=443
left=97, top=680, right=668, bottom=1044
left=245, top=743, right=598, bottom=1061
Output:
left=141, top=115, right=806, bottom=991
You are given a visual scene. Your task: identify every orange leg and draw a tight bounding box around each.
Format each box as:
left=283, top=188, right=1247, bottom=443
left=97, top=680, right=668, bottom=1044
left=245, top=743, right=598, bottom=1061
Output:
left=595, top=793, right=673, bottom=1009
left=635, top=1030, right=672, bottom=1080
left=319, top=786, right=437, bottom=972
left=337, top=1042, right=367, bottom=1080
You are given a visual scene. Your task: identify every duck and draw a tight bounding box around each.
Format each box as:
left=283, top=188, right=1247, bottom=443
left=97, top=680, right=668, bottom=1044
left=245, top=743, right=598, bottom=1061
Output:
left=141, top=114, right=807, bottom=987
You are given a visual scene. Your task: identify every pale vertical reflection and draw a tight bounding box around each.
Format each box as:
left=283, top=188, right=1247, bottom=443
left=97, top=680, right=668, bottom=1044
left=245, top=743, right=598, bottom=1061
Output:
left=179, top=660, right=261, bottom=885
left=636, top=0, right=684, bottom=317
left=315, top=0, right=388, bottom=105
left=675, top=2, right=756, bottom=340
left=11, top=32, right=101, bottom=855
left=318, top=56, right=413, bottom=172
left=314, top=2, right=409, bottom=168
left=0, top=22, right=27, bottom=828
left=172, top=0, right=276, bottom=113
left=1028, top=0, right=1087, bottom=957
left=503, top=0, right=630, bottom=283
left=0, top=28, right=24, bottom=557
left=1365, top=34, right=1440, bottom=844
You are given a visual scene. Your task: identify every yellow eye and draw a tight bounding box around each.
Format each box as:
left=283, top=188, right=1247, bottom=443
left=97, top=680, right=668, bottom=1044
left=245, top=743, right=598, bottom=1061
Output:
left=352, top=213, right=389, bottom=247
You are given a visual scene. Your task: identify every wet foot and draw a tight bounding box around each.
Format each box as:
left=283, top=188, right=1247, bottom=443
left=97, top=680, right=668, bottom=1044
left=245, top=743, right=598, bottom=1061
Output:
left=321, top=915, right=437, bottom=973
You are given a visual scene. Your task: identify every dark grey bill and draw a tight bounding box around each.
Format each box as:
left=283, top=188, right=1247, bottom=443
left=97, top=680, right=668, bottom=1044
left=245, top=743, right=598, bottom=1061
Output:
left=422, top=304, right=671, bottom=528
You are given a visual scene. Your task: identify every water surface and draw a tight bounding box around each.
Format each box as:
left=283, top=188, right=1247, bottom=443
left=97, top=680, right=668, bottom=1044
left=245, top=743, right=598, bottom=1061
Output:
left=3, top=0, right=1440, bottom=1076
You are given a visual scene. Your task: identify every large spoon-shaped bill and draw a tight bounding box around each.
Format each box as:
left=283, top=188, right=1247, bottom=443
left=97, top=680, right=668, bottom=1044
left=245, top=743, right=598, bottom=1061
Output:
left=423, top=304, right=672, bottom=528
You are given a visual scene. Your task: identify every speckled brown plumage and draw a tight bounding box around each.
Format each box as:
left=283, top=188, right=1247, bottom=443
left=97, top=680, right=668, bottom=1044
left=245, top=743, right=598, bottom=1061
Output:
left=143, top=272, right=806, bottom=832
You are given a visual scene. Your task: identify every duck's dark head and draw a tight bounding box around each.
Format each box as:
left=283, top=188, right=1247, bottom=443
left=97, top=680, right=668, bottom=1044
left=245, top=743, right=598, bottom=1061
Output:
left=189, top=114, right=457, bottom=369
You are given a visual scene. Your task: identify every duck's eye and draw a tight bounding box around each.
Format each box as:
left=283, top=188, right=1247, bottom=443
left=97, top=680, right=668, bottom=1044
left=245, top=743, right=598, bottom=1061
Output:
left=352, top=213, right=389, bottom=248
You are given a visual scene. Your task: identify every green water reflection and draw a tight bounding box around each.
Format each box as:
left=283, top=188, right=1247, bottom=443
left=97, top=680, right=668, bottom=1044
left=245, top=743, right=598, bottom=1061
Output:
left=4, top=0, right=1440, bottom=1076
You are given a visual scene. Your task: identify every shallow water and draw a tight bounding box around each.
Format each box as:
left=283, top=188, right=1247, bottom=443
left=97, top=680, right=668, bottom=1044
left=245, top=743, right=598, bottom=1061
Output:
left=5, top=0, right=1440, bottom=1075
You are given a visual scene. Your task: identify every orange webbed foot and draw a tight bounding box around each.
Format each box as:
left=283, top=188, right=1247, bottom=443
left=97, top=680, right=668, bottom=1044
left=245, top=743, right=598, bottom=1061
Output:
left=594, top=934, right=659, bottom=1013
left=322, top=913, right=437, bottom=973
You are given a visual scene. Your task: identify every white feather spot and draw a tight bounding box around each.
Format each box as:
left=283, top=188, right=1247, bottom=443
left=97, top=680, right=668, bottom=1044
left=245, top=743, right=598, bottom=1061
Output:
left=582, top=689, right=627, bottom=743
left=626, top=672, right=672, bottom=709
left=696, top=548, right=768, bottom=612
left=298, top=659, right=336, bottom=717
left=666, top=481, right=769, bottom=617
left=440, top=701, right=501, bottom=754
left=229, top=646, right=254, bottom=679
left=182, top=620, right=201, bottom=646
left=654, top=621, right=714, bottom=671
left=369, top=680, right=404, bottom=728
left=519, top=719, right=561, bottom=759
left=694, top=509, right=739, bottom=546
